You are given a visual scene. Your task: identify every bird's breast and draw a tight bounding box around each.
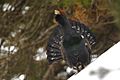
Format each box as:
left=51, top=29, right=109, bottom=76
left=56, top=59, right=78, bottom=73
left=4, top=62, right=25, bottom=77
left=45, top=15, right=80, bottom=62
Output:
left=63, top=36, right=82, bottom=48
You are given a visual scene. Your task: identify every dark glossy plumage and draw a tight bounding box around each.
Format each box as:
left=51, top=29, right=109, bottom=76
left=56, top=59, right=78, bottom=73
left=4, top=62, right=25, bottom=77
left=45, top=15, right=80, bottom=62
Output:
left=46, top=10, right=96, bottom=69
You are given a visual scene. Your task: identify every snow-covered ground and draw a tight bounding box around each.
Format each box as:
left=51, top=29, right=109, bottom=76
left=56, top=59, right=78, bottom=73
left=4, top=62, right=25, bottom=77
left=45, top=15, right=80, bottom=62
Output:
left=68, top=41, right=120, bottom=80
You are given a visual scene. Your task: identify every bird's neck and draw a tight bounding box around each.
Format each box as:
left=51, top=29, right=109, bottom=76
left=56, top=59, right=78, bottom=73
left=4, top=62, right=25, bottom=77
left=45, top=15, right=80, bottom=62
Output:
left=55, top=14, right=72, bottom=36
left=59, top=17, right=72, bottom=35
left=55, top=14, right=71, bottom=29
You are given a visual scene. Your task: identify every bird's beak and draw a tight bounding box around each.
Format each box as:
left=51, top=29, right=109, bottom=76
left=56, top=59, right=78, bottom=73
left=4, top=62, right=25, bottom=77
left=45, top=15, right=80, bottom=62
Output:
left=54, top=10, right=60, bottom=15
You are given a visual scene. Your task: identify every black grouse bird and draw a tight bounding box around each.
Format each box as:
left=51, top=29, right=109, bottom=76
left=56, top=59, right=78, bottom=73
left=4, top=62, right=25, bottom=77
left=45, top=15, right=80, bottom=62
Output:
left=46, top=9, right=96, bottom=70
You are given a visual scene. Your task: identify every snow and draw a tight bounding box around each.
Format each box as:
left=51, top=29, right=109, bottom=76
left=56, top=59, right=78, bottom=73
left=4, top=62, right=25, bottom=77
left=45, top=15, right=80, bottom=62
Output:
left=33, top=47, right=47, bottom=61
left=11, top=74, right=26, bottom=80
left=68, top=41, right=120, bottom=80
left=2, top=3, right=29, bottom=13
left=19, top=74, right=26, bottom=80
left=102, top=70, right=120, bottom=80
left=9, top=46, right=15, bottom=52
left=3, top=3, right=15, bottom=11
left=1, top=45, right=9, bottom=51
left=1, top=45, right=18, bottom=53
left=37, top=48, right=44, bottom=53
left=11, top=32, right=17, bottom=37
left=3, top=3, right=9, bottom=11
left=0, top=40, right=18, bottom=58
left=24, top=6, right=30, bottom=10
left=22, top=6, right=30, bottom=15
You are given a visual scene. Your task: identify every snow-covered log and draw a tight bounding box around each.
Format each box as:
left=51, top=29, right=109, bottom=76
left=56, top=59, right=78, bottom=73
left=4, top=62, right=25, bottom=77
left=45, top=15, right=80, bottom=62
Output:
left=68, top=41, right=120, bottom=80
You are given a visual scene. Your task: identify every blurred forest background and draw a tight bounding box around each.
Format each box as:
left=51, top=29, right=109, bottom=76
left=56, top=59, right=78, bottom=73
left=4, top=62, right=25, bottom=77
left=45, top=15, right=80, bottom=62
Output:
left=0, top=0, right=120, bottom=80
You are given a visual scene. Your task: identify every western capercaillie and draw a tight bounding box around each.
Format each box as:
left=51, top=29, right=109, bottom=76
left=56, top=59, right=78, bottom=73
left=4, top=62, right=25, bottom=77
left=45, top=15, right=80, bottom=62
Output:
left=46, top=9, right=96, bottom=70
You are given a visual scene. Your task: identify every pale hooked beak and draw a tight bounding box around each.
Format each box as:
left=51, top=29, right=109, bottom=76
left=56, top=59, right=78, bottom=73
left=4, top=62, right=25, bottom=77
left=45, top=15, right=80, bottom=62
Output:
left=54, top=10, right=60, bottom=15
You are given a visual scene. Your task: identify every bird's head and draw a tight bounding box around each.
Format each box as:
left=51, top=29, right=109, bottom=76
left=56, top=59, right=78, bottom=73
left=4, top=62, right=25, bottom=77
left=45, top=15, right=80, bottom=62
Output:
left=54, top=9, right=67, bottom=26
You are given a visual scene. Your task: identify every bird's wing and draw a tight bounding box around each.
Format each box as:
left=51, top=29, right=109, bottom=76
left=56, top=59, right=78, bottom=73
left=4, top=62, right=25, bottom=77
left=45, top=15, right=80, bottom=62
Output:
left=71, top=20, right=96, bottom=46
left=46, top=25, right=64, bottom=64
left=81, top=24, right=96, bottom=46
